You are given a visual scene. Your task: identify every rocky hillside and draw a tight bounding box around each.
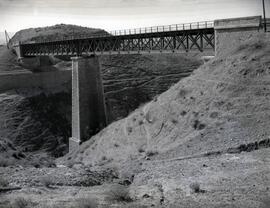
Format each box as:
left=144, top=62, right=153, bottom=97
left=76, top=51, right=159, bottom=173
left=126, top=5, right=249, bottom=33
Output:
left=60, top=33, right=270, bottom=207
left=101, top=53, right=203, bottom=122
left=0, top=53, right=202, bottom=165
left=69, top=33, right=270, bottom=166
left=0, top=90, right=71, bottom=167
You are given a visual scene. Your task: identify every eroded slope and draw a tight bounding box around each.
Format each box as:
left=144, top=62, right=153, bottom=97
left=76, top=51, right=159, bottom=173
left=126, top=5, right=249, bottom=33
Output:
left=68, top=34, right=270, bottom=166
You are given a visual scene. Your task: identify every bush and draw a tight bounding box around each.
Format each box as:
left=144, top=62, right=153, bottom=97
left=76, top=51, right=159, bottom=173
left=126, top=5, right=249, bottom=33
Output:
left=40, top=176, right=54, bottom=188
left=11, top=198, right=31, bottom=208
left=73, top=197, right=98, bottom=208
left=190, top=182, right=200, bottom=193
left=106, top=185, right=133, bottom=203
left=0, top=177, right=9, bottom=187
left=138, top=147, right=145, bottom=153
left=0, top=157, right=14, bottom=167
left=189, top=182, right=206, bottom=193
left=146, top=150, right=158, bottom=157
left=171, top=118, right=178, bottom=124
left=0, top=203, right=12, bottom=208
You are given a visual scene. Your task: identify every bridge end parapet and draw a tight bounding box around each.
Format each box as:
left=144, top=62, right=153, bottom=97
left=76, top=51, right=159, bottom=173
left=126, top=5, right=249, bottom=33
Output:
left=214, top=16, right=262, bottom=56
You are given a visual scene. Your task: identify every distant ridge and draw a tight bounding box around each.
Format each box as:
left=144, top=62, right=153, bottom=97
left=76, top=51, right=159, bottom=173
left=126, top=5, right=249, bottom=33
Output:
left=10, top=24, right=108, bottom=44
left=0, top=32, right=15, bottom=45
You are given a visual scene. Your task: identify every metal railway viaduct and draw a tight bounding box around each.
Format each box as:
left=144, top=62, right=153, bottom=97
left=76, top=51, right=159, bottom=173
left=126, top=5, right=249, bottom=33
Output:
left=11, top=16, right=265, bottom=151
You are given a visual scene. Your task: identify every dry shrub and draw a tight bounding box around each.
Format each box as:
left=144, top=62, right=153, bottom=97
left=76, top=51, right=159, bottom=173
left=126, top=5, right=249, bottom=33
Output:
left=138, top=147, right=145, bottom=153
left=118, top=204, right=148, bottom=208
left=0, top=177, right=9, bottom=187
left=30, top=156, right=56, bottom=168
left=171, top=118, right=178, bottom=124
left=11, top=197, right=32, bottom=208
left=178, top=89, right=188, bottom=98
left=66, top=160, right=75, bottom=168
left=138, top=120, right=144, bottom=125
left=73, top=197, right=98, bottom=208
left=0, top=203, right=12, bottom=208
left=189, top=182, right=206, bottom=193
left=40, top=175, right=54, bottom=188
left=146, top=150, right=159, bottom=157
left=106, top=185, right=133, bottom=203
left=0, top=157, right=14, bottom=167
left=190, top=182, right=200, bottom=193
left=127, top=127, right=133, bottom=133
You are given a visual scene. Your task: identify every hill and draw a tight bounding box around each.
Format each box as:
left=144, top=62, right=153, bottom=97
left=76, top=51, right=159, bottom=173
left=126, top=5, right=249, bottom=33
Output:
left=67, top=33, right=270, bottom=168
left=10, top=24, right=108, bottom=44
left=60, top=33, right=270, bottom=207
left=0, top=90, right=70, bottom=167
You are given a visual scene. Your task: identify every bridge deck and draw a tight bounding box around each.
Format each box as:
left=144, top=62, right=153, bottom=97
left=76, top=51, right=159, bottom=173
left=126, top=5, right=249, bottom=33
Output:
left=18, top=21, right=215, bottom=57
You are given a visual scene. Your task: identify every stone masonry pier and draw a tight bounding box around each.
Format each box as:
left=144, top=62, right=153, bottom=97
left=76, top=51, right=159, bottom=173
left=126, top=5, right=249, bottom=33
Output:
left=69, top=56, right=107, bottom=151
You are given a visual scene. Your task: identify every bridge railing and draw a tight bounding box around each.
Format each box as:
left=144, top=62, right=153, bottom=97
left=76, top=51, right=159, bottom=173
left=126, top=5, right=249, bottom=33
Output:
left=108, top=21, right=214, bottom=36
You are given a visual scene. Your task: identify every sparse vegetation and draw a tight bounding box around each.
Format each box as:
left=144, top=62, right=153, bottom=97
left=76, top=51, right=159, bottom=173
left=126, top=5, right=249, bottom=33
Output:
left=127, top=127, right=133, bottom=133
left=189, top=182, right=206, bottom=193
left=209, top=112, right=218, bottom=118
left=66, top=160, right=75, bottom=168
left=138, top=147, right=145, bottom=153
left=178, top=89, right=188, bottom=97
left=40, top=175, right=54, bottom=188
left=0, top=157, right=14, bottom=167
left=30, top=160, right=41, bottom=168
left=180, top=110, right=187, bottom=116
left=11, top=197, right=32, bottom=208
left=73, top=197, right=98, bottom=208
left=190, top=182, right=200, bottom=193
left=146, top=150, right=159, bottom=157
left=0, top=177, right=9, bottom=187
left=138, top=120, right=144, bottom=125
left=101, top=156, right=107, bottom=161
left=171, top=118, right=178, bottom=124
left=193, top=120, right=206, bottom=130
left=106, top=185, right=133, bottom=203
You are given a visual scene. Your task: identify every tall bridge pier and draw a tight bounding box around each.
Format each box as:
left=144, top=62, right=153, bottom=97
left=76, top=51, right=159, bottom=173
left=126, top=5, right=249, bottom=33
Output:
left=69, top=56, right=107, bottom=151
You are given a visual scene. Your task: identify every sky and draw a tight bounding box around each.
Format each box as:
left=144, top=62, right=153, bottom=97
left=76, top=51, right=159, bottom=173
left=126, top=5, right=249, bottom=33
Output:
left=0, top=0, right=269, bottom=33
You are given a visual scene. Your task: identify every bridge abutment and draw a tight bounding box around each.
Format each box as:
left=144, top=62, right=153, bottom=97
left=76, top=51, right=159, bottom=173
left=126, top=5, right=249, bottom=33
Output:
left=14, top=42, right=23, bottom=59
left=214, top=16, right=262, bottom=56
left=69, top=56, right=107, bottom=152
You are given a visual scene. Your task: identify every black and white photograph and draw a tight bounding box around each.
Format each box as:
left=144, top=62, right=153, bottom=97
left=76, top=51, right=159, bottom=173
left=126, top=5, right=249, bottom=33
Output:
left=0, top=0, right=269, bottom=207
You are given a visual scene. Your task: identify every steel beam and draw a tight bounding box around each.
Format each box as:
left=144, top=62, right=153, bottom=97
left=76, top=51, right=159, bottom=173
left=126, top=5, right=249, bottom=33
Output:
left=21, top=28, right=215, bottom=57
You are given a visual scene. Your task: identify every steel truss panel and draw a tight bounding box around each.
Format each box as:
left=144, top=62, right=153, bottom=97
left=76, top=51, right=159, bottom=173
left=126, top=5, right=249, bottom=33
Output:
left=21, top=28, right=215, bottom=57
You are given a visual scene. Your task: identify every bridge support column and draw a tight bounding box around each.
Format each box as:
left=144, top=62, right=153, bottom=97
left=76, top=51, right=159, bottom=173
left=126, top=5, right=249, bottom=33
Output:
left=69, top=56, right=107, bottom=152
left=15, top=42, right=23, bottom=60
